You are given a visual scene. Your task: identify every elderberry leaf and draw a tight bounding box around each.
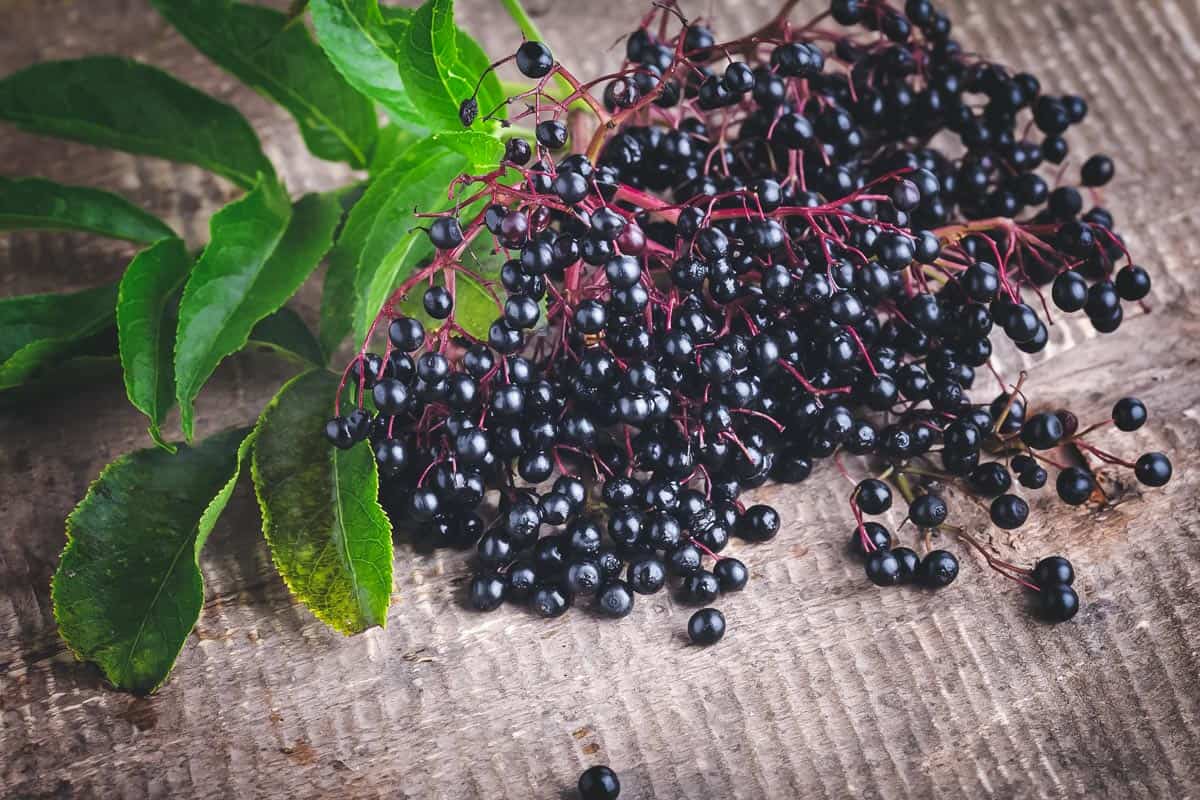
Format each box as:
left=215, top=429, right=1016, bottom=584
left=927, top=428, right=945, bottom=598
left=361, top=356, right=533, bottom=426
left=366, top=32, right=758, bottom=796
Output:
left=319, top=133, right=433, bottom=355
left=395, top=0, right=500, bottom=132
left=0, top=177, right=174, bottom=243
left=368, top=124, right=422, bottom=176
left=0, top=284, right=118, bottom=390
left=352, top=145, right=470, bottom=343
left=252, top=370, right=393, bottom=634
left=245, top=306, right=326, bottom=367
left=309, top=0, right=427, bottom=133
left=175, top=184, right=341, bottom=440
left=52, top=426, right=254, bottom=693
left=151, top=0, right=377, bottom=168
left=117, top=237, right=192, bottom=451
left=0, top=57, right=273, bottom=189
left=430, top=130, right=505, bottom=171
left=454, top=26, right=506, bottom=122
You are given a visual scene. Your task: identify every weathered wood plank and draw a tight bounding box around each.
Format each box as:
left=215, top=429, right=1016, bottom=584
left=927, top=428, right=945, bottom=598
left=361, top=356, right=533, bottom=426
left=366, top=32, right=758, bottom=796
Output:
left=3, top=1, right=1200, bottom=798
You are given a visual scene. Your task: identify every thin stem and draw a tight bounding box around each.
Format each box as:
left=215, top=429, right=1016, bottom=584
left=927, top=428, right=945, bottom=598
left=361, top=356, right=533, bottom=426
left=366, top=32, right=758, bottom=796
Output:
left=499, top=0, right=575, bottom=98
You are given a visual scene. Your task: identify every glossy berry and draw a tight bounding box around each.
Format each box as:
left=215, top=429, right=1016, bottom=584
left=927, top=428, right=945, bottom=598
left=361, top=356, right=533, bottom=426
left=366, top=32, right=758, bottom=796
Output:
left=918, top=550, right=959, bottom=588
left=429, top=217, right=463, bottom=250
left=855, top=478, right=892, bottom=514
left=849, top=522, right=892, bottom=557
left=516, top=41, right=554, bottom=78
left=891, top=547, right=921, bottom=583
left=865, top=549, right=903, bottom=586
left=1033, top=556, right=1074, bottom=587
left=713, top=558, right=749, bottom=592
left=1038, top=584, right=1080, bottom=622
left=578, top=765, right=621, bottom=800
left=469, top=572, right=506, bottom=611
left=909, top=494, right=948, bottom=528
left=687, top=607, right=726, bottom=645
left=1056, top=467, right=1094, bottom=505
left=530, top=585, right=571, bottom=618
left=989, top=494, right=1029, bottom=529
left=1134, top=452, right=1172, bottom=487
left=1112, top=397, right=1147, bottom=431
left=596, top=581, right=635, bottom=618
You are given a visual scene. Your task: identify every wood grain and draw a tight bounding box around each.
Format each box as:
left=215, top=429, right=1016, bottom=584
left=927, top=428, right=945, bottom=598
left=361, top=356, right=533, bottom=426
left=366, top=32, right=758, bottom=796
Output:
left=3, top=1, right=1200, bottom=798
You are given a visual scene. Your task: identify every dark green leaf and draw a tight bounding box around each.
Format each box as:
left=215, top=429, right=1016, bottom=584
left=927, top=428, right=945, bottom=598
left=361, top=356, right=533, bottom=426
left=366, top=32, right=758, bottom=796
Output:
left=318, top=136, right=455, bottom=353
left=252, top=370, right=392, bottom=634
left=52, top=426, right=254, bottom=693
left=117, top=238, right=191, bottom=450
left=0, top=176, right=174, bottom=243
left=0, top=57, right=273, bottom=189
left=397, top=0, right=493, bottom=132
left=309, top=0, right=427, bottom=132
left=353, top=144, right=469, bottom=343
left=246, top=306, right=325, bottom=366
left=368, top=124, right=421, bottom=175
left=175, top=184, right=340, bottom=439
left=151, top=1, right=377, bottom=168
left=0, top=284, right=118, bottom=389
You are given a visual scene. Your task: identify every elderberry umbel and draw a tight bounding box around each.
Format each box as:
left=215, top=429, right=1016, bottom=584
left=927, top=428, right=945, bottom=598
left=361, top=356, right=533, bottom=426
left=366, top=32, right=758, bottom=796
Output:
left=325, top=0, right=1173, bottom=637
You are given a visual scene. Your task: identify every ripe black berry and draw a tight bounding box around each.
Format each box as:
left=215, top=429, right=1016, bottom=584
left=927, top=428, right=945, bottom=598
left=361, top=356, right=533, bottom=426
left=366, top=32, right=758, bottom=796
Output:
left=1033, top=556, right=1074, bottom=587
left=469, top=572, right=506, bottom=611
left=1056, top=467, right=1094, bottom=505
left=909, top=493, right=948, bottom=528
left=1112, top=397, right=1147, bottom=431
left=919, top=550, right=959, bottom=588
left=1134, top=452, right=1172, bottom=487
left=990, top=494, right=1029, bottom=529
left=687, top=607, right=726, bottom=645
left=516, top=41, right=554, bottom=78
left=854, top=478, right=892, bottom=514
left=865, top=549, right=903, bottom=586
left=1038, top=584, right=1079, bottom=622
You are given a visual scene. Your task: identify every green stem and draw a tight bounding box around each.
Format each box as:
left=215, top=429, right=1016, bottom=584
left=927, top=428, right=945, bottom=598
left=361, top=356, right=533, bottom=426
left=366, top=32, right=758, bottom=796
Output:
left=499, top=0, right=575, bottom=98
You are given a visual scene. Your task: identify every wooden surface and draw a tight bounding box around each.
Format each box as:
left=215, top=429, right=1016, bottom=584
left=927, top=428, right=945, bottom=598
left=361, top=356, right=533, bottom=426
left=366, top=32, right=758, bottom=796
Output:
left=3, top=1, right=1200, bottom=797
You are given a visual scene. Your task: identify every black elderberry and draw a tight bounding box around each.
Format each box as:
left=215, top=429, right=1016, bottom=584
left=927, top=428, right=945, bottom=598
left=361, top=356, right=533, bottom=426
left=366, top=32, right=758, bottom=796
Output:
left=918, top=549, right=959, bottom=588
left=1033, top=556, right=1074, bottom=587
left=865, top=549, right=903, bottom=586
left=516, top=41, right=554, bottom=78
left=909, top=493, right=948, bottom=528
left=428, top=217, right=463, bottom=250
left=1112, top=397, right=1147, bottom=431
left=854, top=478, right=892, bottom=514
left=469, top=572, right=506, bottom=611
left=627, top=556, right=667, bottom=594
left=1134, top=452, right=1172, bottom=487
left=687, top=608, right=726, bottom=645
left=1115, top=264, right=1151, bottom=301
left=990, top=494, right=1029, bottom=529
left=1055, top=467, right=1094, bottom=506
left=738, top=504, right=780, bottom=541
left=531, top=584, right=571, bottom=617
left=1037, top=584, right=1079, bottom=622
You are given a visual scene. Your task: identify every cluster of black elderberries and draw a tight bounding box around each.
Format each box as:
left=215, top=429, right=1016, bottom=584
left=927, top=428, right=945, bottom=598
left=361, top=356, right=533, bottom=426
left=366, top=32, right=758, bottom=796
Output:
left=324, top=0, right=1172, bottom=641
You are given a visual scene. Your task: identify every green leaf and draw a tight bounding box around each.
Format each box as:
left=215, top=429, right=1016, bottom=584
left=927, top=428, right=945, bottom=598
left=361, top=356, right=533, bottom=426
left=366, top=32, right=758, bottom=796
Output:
left=455, top=27, right=505, bottom=119
left=397, top=0, right=489, bottom=131
left=117, top=238, right=192, bottom=450
left=398, top=269, right=499, bottom=340
left=0, top=57, right=273, bottom=189
left=430, top=130, right=504, bottom=170
left=175, top=184, right=341, bottom=440
left=151, top=1, right=377, bottom=168
left=0, top=284, right=118, bottom=389
left=353, top=144, right=469, bottom=343
left=0, top=176, right=174, bottom=243
left=246, top=306, right=325, bottom=366
left=52, top=426, right=254, bottom=693
left=252, top=370, right=392, bottom=634
left=368, top=124, right=421, bottom=175
left=319, top=135, right=453, bottom=354
left=309, top=0, right=427, bottom=132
